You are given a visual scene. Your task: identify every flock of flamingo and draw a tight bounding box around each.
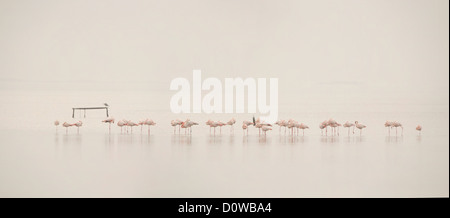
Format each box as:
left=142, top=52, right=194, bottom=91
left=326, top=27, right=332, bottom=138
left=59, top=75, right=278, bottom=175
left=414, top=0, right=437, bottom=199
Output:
left=53, top=117, right=423, bottom=136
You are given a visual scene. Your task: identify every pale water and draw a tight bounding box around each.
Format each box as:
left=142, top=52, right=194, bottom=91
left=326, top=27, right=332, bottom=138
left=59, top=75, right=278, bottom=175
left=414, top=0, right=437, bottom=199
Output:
left=0, top=87, right=448, bottom=197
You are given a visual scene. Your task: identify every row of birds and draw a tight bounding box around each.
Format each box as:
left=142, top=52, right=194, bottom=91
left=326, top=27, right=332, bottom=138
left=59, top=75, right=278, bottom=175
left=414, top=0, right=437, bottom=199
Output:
left=54, top=117, right=423, bottom=136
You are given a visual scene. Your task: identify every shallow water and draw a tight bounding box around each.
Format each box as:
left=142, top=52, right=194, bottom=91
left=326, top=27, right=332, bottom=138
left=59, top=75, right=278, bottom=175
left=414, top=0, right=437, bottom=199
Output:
left=0, top=89, right=448, bottom=197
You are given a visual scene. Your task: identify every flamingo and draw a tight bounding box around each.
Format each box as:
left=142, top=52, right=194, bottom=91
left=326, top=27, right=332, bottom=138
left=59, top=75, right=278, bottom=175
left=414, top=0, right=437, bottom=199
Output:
left=127, top=121, right=139, bottom=134
left=287, top=120, right=296, bottom=135
left=355, top=121, right=366, bottom=136
left=321, top=120, right=329, bottom=136
left=328, top=118, right=338, bottom=136
left=206, top=120, right=214, bottom=134
left=182, top=120, right=199, bottom=134
left=54, top=120, right=59, bottom=132
left=102, top=117, right=115, bottom=133
left=298, top=123, right=309, bottom=136
left=392, top=121, right=403, bottom=136
left=144, top=119, right=156, bottom=134
left=242, top=123, right=248, bottom=135
left=217, top=121, right=225, bottom=134
left=416, top=125, right=422, bottom=135
left=171, top=120, right=182, bottom=134
left=62, top=122, right=73, bottom=134
left=117, top=120, right=125, bottom=134
left=384, top=121, right=393, bottom=136
left=261, top=126, right=272, bottom=136
left=330, top=122, right=341, bottom=136
left=319, top=123, right=326, bottom=136
left=343, top=121, right=355, bottom=136
left=275, top=120, right=284, bottom=133
left=74, top=121, right=83, bottom=134
left=210, top=121, right=219, bottom=135
left=226, top=118, right=236, bottom=133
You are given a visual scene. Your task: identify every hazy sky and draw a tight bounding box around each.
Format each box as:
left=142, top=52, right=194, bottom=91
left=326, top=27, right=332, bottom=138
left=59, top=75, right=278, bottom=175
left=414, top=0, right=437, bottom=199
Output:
left=0, top=0, right=448, bottom=105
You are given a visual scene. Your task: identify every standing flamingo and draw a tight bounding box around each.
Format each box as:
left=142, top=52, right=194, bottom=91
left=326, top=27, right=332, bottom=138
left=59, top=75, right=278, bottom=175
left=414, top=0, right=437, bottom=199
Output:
left=242, top=123, right=248, bottom=135
left=145, top=119, right=156, bottom=134
left=127, top=121, right=139, bottom=134
left=261, top=126, right=272, bottom=136
left=392, top=121, right=403, bottom=136
left=355, top=121, right=366, bottom=136
left=117, top=120, right=125, bottom=134
left=343, top=121, right=355, bottom=136
left=102, top=117, right=115, bottom=133
left=171, top=120, right=182, bottom=134
left=384, top=121, right=393, bottom=136
left=319, top=123, right=326, bottom=136
left=74, top=121, right=83, bottom=134
left=54, top=120, right=60, bottom=132
left=206, top=120, right=214, bottom=134
left=226, top=118, right=236, bottom=133
left=298, top=123, right=309, bottom=136
left=416, top=125, right=422, bottom=135
left=210, top=121, right=219, bottom=136
left=321, top=120, right=329, bottom=136
left=62, top=122, right=73, bottom=134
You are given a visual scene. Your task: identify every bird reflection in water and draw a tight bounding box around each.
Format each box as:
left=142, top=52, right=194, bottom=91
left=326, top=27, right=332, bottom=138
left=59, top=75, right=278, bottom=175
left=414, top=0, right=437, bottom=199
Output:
left=385, top=136, right=403, bottom=143
left=172, top=134, right=192, bottom=145
left=320, top=136, right=339, bottom=144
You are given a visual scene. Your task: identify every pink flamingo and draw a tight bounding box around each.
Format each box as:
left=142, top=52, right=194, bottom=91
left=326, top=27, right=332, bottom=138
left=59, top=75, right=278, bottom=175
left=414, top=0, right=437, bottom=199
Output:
left=226, top=118, right=236, bottom=133
left=321, top=120, right=329, bottom=136
left=261, top=126, right=272, bottom=136
left=217, top=121, right=225, bottom=134
left=319, top=123, right=326, bottom=136
left=54, top=120, right=59, bottom=132
left=62, top=122, right=74, bottom=134
left=206, top=120, right=214, bottom=134
left=392, top=121, right=403, bottom=136
left=242, top=123, right=248, bottom=135
left=384, top=121, right=393, bottom=136
left=355, top=121, right=366, bottom=136
left=117, top=120, right=125, bottom=134
left=298, top=123, right=309, bottom=136
left=144, top=119, right=156, bottom=134
left=171, top=119, right=182, bottom=134
left=74, top=121, right=83, bottom=134
left=127, top=121, right=139, bottom=134
left=210, top=121, right=219, bottom=135
left=102, top=117, right=115, bottom=133
left=343, top=121, right=355, bottom=136
left=416, top=125, right=422, bottom=135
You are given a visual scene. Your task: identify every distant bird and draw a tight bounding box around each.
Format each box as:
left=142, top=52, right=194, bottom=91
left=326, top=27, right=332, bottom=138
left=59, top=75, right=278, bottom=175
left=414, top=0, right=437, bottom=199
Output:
left=354, top=121, right=366, bottom=136
left=210, top=121, right=220, bottom=135
left=384, top=121, right=393, bottom=136
left=321, top=120, right=329, bottom=136
left=392, top=121, right=403, bottom=136
left=343, top=121, right=355, bottom=136
left=117, top=120, right=125, bottom=134
left=144, top=119, right=156, bottom=134
left=74, top=121, right=83, bottom=134
left=62, top=122, right=73, bottom=134
left=217, top=121, right=226, bottom=134
left=242, top=123, right=248, bottom=135
left=261, top=126, right=272, bottom=136
left=298, top=123, right=309, bottom=136
left=171, top=119, right=182, bottom=134
left=127, top=121, right=139, bottom=134
left=102, top=117, right=115, bottom=133
left=104, top=103, right=109, bottom=107
left=243, top=120, right=254, bottom=127
left=54, top=120, right=59, bottom=132
left=319, top=123, right=327, bottom=136
left=226, top=118, right=236, bottom=133
left=182, top=119, right=198, bottom=134
left=416, top=125, right=422, bottom=135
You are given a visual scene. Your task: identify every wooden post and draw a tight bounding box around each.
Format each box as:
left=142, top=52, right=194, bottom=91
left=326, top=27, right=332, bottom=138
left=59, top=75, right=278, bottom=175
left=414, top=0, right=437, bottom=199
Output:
left=72, top=108, right=75, bottom=118
left=84, top=109, right=86, bottom=118
left=106, top=108, right=109, bottom=117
